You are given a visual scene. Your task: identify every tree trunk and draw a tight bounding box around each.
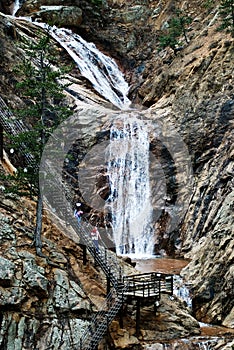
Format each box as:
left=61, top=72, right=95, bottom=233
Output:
left=0, top=123, right=3, bottom=160
left=34, top=189, right=45, bottom=257
left=33, top=46, right=47, bottom=257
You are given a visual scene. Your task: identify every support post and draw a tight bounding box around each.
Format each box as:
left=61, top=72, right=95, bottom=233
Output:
left=154, top=301, right=157, bottom=313
left=0, top=123, right=3, bottom=160
left=107, top=273, right=111, bottom=295
left=136, top=297, right=141, bottom=337
left=119, top=302, right=124, bottom=328
left=82, top=244, right=87, bottom=265
left=170, top=275, right=173, bottom=295
left=105, top=247, right=107, bottom=263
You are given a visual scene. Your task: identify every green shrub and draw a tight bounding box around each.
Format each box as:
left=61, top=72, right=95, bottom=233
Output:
left=218, top=0, right=234, bottom=37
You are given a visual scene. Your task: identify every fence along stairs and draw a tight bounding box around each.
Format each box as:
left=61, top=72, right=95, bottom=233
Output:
left=0, top=96, right=126, bottom=348
left=41, top=178, right=129, bottom=349
left=79, top=282, right=128, bottom=350
left=45, top=175, right=123, bottom=288
left=0, top=97, right=34, bottom=164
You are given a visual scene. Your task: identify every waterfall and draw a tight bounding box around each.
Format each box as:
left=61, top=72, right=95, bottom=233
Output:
left=12, top=0, right=20, bottom=15
left=12, top=0, right=24, bottom=15
left=198, top=341, right=211, bottom=350
left=173, top=275, right=192, bottom=308
left=106, top=114, right=154, bottom=256
left=34, top=24, right=130, bottom=109
left=29, top=21, right=154, bottom=256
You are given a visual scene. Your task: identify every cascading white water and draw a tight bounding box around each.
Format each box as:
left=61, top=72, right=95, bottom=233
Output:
left=198, top=341, right=211, bottom=350
left=106, top=115, right=154, bottom=256
left=12, top=0, right=20, bottom=15
left=173, top=275, right=193, bottom=308
left=41, top=24, right=155, bottom=256
left=34, top=24, right=131, bottom=109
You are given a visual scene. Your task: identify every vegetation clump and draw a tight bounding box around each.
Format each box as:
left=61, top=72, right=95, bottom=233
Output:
left=219, top=0, right=234, bottom=36
left=4, top=28, right=72, bottom=256
left=158, top=9, right=192, bottom=53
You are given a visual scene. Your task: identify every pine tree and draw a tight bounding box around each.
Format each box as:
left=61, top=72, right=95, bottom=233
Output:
left=159, top=10, right=192, bottom=52
left=9, top=28, right=72, bottom=256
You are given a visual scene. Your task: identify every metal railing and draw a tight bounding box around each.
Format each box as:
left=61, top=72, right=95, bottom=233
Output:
left=44, top=177, right=123, bottom=289
left=123, top=272, right=173, bottom=296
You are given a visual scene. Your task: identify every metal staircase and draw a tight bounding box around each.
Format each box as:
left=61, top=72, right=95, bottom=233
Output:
left=46, top=178, right=123, bottom=290
left=43, top=180, right=129, bottom=349
left=80, top=283, right=128, bottom=350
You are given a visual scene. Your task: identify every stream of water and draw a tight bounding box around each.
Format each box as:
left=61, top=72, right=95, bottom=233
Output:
left=12, top=0, right=24, bottom=15
left=12, top=0, right=20, bottom=15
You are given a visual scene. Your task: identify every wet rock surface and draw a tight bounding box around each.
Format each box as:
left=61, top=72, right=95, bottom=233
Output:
left=105, top=294, right=201, bottom=348
left=0, top=0, right=14, bottom=15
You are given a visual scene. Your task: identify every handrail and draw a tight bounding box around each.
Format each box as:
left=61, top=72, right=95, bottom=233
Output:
left=44, top=178, right=123, bottom=290
left=123, top=272, right=173, bottom=296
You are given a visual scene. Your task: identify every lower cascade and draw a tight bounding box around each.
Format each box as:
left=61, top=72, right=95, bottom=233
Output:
left=173, top=275, right=192, bottom=308
left=106, top=114, right=154, bottom=257
left=12, top=0, right=22, bottom=15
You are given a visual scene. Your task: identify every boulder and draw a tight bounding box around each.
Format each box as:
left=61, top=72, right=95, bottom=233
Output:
left=23, top=260, right=48, bottom=297
left=0, top=256, right=15, bottom=286
left=34, top=6, right=83, bottom=28
left=109, top=294, right=200, bottom=346
left=0, top=0, right=14, bottom=15
left=53, top=269, right=91, bottom=312
left=16, top=2, right=83, bottom=28
left=0, top=286, right=27, bottom=306
left=16, top=0, right=80, bottom=15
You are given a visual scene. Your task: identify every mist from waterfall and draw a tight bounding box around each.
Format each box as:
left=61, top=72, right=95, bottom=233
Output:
left=105, top=115, right=154, bottom=257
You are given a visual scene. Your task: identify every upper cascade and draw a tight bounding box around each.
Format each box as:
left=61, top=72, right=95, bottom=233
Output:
left=34, top=23, right=131, bottom=109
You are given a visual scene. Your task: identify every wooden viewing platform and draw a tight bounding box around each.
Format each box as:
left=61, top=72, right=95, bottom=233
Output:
left=123, top=272, right=173, bottom=298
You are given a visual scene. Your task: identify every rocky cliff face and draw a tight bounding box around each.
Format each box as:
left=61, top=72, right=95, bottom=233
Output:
left=0, top=177, right=105, bottom=350
left=0, top=0, right=234, bottom=349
